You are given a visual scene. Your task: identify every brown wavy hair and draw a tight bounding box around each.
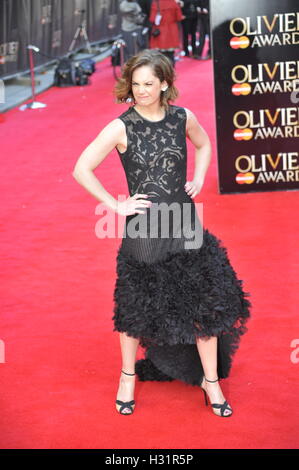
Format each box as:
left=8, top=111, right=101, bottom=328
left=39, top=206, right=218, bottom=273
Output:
left=114, top=49, right=179, bottom=109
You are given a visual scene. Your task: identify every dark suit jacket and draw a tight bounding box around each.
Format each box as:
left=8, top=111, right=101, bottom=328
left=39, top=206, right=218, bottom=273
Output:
left=181, top=1, right=200, bottom=19
left=137, top=0, right=153, bottom=17
left=198, top=0, right=209, bottom=10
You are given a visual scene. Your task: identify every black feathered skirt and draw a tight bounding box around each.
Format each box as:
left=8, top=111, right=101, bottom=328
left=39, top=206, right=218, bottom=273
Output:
left=112, top=199, right=251, bottom=386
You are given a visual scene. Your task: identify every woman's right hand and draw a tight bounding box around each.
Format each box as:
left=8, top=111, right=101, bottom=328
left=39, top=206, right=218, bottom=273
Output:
left=116, top=193, right=152, bottom=216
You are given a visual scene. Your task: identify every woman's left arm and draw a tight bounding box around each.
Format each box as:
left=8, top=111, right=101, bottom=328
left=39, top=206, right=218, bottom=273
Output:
left=184, top=107, right=212, bottom=198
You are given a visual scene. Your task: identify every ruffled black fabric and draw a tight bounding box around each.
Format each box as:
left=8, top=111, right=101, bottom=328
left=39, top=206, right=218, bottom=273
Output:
left=112, top=227, right=251, bottom=386
left=135, top=358, right=174, bottom=382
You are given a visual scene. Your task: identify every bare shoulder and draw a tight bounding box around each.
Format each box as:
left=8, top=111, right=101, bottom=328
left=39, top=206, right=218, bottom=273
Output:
left=183, top=107, right=200, bottom=125
left=72, top=117, right=128, bottom=173
left=183, top=107, right=210, bottom=144
left=93, top=117, right=126, bottom=146
left=183, top=107, right=202, bottom=134
left=111, top=117, right=126, bottom=130
left=101, top=118, right=127, bottom=153
left=102, top=118, right=126, bottom=137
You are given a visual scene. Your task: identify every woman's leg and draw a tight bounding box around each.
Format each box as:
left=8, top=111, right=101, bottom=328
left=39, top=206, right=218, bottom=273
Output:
left=196, top=336, right=232, bottom=416
left=181, top=19, right=190, bottom=56
left=116, top=332, right=139, bottom=414
left=190, top=17, right=198, bottom=56
left=196, top=14, right=206, bottom=58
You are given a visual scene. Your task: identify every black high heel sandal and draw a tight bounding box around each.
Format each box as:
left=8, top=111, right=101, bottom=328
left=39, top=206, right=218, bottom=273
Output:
left=115, top=370, right=136, bottom=415
left=200, top=377, right=233, bottom=418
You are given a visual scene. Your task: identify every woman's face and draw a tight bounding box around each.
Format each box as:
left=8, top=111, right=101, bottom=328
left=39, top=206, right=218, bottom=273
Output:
left=131, top=65, right=167, bottom=107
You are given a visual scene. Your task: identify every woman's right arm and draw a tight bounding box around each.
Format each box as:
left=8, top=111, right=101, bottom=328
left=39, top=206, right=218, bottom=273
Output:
left=72, top=119, right=124, bottom=212
left=72, top=119, right=152, bottom=215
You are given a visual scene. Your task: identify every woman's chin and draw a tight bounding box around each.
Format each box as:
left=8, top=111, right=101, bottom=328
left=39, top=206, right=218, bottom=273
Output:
left=137, top=98, right=150, bottom=104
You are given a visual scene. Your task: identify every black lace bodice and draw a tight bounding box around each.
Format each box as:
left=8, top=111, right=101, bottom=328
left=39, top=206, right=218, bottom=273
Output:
left=116, top=105, right=188, bottom=203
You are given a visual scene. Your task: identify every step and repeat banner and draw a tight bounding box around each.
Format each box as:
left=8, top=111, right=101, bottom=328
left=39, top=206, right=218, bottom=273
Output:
left=0, top=0, right=120, bottom=79
left=211, top=0, right=299, bottom=194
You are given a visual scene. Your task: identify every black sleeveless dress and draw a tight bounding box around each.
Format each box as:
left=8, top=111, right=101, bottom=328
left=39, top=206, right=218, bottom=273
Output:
left=112, top=104, right=251, bottom=386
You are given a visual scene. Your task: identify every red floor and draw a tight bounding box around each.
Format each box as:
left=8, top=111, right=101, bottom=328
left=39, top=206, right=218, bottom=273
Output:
left=1, top=56, right=299, bottom=449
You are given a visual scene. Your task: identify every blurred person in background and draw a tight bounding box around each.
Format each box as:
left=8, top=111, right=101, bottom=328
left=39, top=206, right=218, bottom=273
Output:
left=177, top=1, right=200, bottom=58
left=137, top=0, right=154, bottom=47
left=149, top=0, right=183, bottom=67
left=120, top=0, right=147, bottom=61
left=196, top=0, right=211, bottom=59
left=137, top=0, right=154, bottom=21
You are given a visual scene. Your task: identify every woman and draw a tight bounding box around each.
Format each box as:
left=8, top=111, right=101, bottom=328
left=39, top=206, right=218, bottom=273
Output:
left=72, top=49, right=251, bottom=417
left=149, top=0, right=183, bottom=66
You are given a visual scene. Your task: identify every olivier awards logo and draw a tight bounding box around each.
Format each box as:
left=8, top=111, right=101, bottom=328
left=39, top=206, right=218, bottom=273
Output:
left=233, top=108, right=299, bottom=185
left=235, top=151, right=299, bottom=185
left=226, top=9, right=299, bottom=188
left=229, top=12, right=299, bottom=49
left=231, top=62, right=299, bottom=96
left=233, top=107, right=299, bottom=140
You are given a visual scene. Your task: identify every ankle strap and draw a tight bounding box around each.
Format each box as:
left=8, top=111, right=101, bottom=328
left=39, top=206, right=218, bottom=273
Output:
left=205, top=377, right=219, bottom=383
left=122, top=370, right=135, bottom=376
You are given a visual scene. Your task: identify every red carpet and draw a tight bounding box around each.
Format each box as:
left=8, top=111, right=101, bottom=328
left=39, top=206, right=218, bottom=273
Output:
left=1, top=56, right=299, bottom=449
